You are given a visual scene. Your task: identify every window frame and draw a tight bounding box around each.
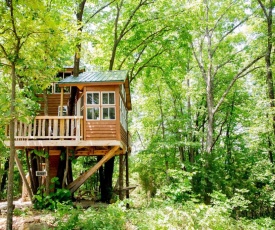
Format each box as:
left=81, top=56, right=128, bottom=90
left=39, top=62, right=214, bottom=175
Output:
left=102, top=107, right=116, bottom=120
left=101, top=92, right=116, bottom=120
left=85, top=91, right=116, bottom=121
left=86, top=92, right=100, bottom=120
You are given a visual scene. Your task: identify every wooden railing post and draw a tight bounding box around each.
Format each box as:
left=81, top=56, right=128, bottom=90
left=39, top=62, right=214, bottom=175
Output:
left=6, top=116, right=83, bottom=140
left=76, top=117, right=80, bottom=141
left=60, top=87, right=64, bottom=139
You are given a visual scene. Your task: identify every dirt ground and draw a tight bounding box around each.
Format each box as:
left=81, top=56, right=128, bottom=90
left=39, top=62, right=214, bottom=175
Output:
left=0, top=199, right=54, bottom=230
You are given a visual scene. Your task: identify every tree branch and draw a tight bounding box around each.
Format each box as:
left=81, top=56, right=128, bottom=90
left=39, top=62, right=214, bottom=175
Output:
left=85, top=0, right=117, bottom=24
left=211, top=16, right=250, bottom=56
left=0, top=44, right=9, bottom=59
left=118, top=26, right=169, bottom=69
left=191, top=42, right=206, bottom=80
left=118, top=0, right=152, bottom=41
left=257, top=0, right=268, bottom=19
left=130, top=48, right=167, bottom=82
left=212, top=47, right=246, bottom=78
left=213, top=55, right=264, bottom=114
left=210, top=0, right=237, bottom=37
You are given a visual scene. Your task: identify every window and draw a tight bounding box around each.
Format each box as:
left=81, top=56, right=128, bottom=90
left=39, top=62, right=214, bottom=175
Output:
left=87, top=92, right=100, bottom=105
left=102, top=92, right=115, bottom=120
left=120, top=97, right=127, bottom=130
left=54, top=83, right=70, bottom=94
left=120, top=85, right=126, bottom=101
left=87, top=108, right=100, bottom=120
left=102, top=92, right=115, bottom=105
left=58, top=106, right=68, bottom=116
left=103, top=107, right=115, bottom=119
left=86, top=91, right=116, bottom=120
left=86, top=92, right=100, bottom=120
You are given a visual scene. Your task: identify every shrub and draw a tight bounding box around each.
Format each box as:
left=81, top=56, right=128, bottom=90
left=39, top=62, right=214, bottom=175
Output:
left=33, top=187, right=72, bottom=210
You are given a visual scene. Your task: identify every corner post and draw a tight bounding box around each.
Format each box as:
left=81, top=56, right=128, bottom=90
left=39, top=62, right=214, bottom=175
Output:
left=60, top=87, right=64, bottom=138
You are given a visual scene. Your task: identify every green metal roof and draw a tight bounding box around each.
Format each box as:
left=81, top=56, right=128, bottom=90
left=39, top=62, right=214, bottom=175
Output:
left=58, top=70, right=128, bottom=84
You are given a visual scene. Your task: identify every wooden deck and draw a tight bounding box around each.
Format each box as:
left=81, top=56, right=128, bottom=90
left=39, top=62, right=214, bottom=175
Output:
left=4, top=116, right=126, bottom=150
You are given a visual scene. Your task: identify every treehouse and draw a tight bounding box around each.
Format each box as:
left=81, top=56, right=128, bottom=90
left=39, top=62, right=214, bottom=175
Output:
left=5, top=69, right=132, bottom=199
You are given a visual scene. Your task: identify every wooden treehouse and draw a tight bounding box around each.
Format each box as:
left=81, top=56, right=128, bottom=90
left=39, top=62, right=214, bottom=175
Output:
left=5, top=69, right=132, bottom=202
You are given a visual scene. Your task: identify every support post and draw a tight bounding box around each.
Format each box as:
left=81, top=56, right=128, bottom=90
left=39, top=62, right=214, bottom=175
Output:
left=119, top=154, right=124, bottom=200
left=60, top=87, right=64, bottom=137
left=125, top=151, right=130, bottom=208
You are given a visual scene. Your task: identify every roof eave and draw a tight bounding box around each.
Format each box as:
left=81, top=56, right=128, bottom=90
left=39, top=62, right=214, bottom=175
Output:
left=58, top=81, right=125, bottom=87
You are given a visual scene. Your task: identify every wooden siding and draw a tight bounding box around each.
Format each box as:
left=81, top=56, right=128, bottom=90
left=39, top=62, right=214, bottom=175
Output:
left=84, top=85, right=121, bottom=141
left=37, top=94, right=71, bottom=116
left=85, top=121, right=117, bottom=140
left=120, top=124, right=127, bottom=146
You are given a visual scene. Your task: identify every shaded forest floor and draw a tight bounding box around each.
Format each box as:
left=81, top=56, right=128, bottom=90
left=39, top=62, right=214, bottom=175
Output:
left=0, top=199, right=108, bottom=229
left=0, top=199, right=57, bottom=229
left=1, top=197, right=275, bottom=229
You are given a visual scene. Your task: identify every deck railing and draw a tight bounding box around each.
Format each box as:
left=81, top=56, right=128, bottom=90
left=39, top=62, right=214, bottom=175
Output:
left=5, top=116, right=83, bottom=141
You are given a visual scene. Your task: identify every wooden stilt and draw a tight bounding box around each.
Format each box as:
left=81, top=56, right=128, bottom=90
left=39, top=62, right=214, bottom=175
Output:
left=119, top=154, right=124, bottom=200
left=125, top=151, right=130, bottom=208
left=67, top=146, right=119, bottom=193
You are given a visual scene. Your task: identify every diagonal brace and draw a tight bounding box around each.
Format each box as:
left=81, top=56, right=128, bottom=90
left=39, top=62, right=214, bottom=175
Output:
left=67, top=146, right=119, bottom=193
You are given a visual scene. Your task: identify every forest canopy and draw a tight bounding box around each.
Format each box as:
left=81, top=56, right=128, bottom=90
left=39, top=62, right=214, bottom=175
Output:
left=0, top=0, right=275, bottom=229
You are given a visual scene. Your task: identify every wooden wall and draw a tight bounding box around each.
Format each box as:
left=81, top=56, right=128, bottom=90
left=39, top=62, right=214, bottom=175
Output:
left=84, top=85, right=121, bottom=141
left=120, top=124, right=127, bottom=146
left=36, top=85, right=129, bottom=147
left=37, top=94, right=71, bottom=116
left=85, top=121, right=117, bottom=140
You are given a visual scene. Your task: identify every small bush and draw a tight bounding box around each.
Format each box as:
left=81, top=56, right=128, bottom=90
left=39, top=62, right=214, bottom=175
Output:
left=33, top=188, right=72, bottom=210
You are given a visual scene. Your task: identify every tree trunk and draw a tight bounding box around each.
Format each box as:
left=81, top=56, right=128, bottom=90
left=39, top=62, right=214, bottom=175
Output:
left=73, top=0, right=86, bottom=77
left=62, top=147, right=69, bottom=188
left=98, top=156, right=115, bottom=203
left=6, top=62, right=16, bottom=230
left=56, top=148, right=66, bottom=189
left=73, top=44, right=81, bottom=77
left=30, top=151, right=39, bottom=194
left=258, top=0, right=274, bottom=163
left=0, top=158, right=9, bottom=198
left=45, top=152, right=50, bottom=195
left=67, top=159, right=74, bottom=185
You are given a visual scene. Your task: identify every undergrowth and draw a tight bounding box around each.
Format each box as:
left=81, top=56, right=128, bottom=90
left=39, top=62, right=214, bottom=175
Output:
left=51, top=198, right=275, bottom=229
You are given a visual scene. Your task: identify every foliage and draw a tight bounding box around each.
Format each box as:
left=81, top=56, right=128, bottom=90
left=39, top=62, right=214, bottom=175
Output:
left=54, top=202, right=126, bottom=230
left=50, top=199, right=275, bottom=230
left=157, top=169, right=194, bottom=203
left=0, top=0, right=274, bottom=226
left=33, top=178, right=72, bottom=210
